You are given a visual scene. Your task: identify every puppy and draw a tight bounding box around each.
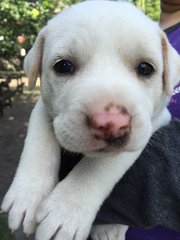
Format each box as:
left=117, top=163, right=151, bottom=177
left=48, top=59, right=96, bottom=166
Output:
left=1, top=1, right=180, bottom=240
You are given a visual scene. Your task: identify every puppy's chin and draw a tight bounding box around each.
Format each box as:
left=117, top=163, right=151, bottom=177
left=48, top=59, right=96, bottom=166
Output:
left=87, top=140, right=146, bottom=158
left=56, top=132, right=146, bottom=158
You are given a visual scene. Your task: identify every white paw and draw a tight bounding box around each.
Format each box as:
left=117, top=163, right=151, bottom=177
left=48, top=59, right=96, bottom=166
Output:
left=90, top=224, right=128, bottom=240
left=1, top=178, right=55, bottom=235
left=35, top=182, right=96, bottom=240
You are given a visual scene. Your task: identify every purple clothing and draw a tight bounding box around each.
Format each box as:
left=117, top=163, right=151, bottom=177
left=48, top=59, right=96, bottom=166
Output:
left=127, top=226, right=180, bottom=240
left=166, top=22, right=180, bottom=54
left=126, top=22, right=180, bottom=240
left=167, top=22, right=180, bottom=119
left=168, top=82, right=180, bottom=119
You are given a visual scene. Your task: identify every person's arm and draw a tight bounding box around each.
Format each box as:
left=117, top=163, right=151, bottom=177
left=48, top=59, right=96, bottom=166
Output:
left=94, top=119, right=180, bottom=231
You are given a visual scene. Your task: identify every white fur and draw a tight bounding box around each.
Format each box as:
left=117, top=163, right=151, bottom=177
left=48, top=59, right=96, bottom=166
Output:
left=91, top=224, right=128, bottom=240
left=1, top=99, right=60, bottom=235
left=1, top=1, right=180, bottom=240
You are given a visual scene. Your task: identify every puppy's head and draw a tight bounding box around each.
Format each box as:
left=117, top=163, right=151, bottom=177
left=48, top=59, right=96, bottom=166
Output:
left=24, top=1, right=180, bottom=156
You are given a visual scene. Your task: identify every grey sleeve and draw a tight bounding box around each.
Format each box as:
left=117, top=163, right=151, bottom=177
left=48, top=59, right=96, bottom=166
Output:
left=95, top=119, right=180, bottom=231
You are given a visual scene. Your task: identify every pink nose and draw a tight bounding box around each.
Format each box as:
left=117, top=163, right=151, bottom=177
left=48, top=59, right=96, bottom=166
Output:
left=88, top=105, right=131, bottom=143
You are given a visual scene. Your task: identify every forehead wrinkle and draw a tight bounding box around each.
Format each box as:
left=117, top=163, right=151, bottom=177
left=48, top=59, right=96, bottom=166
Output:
left=47, top=21, right=96, bottom=64
left=115, top=29, right=162, bottom=64
left=45, top=34, right=93, bottom=69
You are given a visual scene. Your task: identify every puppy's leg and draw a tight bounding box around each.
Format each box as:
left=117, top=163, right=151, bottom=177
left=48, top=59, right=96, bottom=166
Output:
left=1, top=98, right=60, bottom=235
left=91, top=224, right=128, bottom=240
left=35, top=151, right=141, bottom=240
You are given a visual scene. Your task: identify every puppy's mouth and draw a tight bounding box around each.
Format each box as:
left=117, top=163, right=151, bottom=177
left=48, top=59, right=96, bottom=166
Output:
left=94, top=133, right=130, bottom=153
left=60, top=132, right=130, bottom=156
left=106, top=133, right=129, bottom=148
left=54, top=114, right=131, bottom=154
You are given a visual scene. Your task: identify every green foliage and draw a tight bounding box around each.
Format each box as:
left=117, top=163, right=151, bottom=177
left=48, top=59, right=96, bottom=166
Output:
left=134, top=0, right=160, bottom=21
left=0, top=0, right=80, bottom=58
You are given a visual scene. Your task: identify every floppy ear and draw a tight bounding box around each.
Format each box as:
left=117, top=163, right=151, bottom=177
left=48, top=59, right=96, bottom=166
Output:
left=24, top=27, right=46, bottom=90
left=161, top=31, right=180, bottom=96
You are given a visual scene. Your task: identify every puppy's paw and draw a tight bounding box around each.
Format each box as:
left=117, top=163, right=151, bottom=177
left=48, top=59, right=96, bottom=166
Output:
left=90, top=224, right=128, bottom=240
left=35, top=182, right=95, bottom=240
left=1, top=179, right=55, bottom=235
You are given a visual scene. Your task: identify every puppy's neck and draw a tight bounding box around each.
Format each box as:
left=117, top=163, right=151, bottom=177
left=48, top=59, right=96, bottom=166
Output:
left=152, top=108, right=171, bottom=133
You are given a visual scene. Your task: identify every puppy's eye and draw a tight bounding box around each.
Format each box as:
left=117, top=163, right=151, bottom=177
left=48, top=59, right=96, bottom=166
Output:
left=53, top=60, right=75, bottom=74
left=137, top=62, right=154, bottom=77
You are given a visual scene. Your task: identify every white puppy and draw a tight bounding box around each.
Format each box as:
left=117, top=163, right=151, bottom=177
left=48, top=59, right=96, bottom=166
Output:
left=1, top=1, right=180, bottom=240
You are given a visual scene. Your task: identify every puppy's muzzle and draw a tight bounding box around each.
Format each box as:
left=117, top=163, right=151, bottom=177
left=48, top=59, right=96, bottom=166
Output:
left=88, top=104, right=131, bottom=148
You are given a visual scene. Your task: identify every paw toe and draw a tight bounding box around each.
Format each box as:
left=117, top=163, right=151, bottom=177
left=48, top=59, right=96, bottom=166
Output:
left=1, top=196, right=13, bottom=213
left=23, top=214, right=37, bottom=235
left=8, top=208, right=25, bottom=231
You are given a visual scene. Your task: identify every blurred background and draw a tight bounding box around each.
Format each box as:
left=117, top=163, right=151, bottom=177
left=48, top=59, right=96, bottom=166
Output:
left=0, top=0, right=160, bottom=239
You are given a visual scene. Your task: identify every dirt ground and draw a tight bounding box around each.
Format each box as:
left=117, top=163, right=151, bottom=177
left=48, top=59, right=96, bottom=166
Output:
left=0, top=82, right=40, bottom=204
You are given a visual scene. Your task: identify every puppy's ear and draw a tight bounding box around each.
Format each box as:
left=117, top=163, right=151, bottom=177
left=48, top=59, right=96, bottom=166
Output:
left=161, top=31, right=180, bottom=96
left=24, top=27, right=46, bottom=90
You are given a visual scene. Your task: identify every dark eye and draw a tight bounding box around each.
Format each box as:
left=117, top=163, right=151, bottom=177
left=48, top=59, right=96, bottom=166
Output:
left=53, top=60, right=75, bottom=74
left=137, top=62, right=154, bottom=77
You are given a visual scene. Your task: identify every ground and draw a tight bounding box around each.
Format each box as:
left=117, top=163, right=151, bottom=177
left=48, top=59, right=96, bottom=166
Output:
left=0, top=81, right=40, bottom=239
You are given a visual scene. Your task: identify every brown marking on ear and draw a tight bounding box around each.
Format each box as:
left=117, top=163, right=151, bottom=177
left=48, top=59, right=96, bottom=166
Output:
left=161, top=31, right=180, bottom=96
left=24, top=28, right=46, bottom=90
left=161, top=32, right=172, bottom=96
